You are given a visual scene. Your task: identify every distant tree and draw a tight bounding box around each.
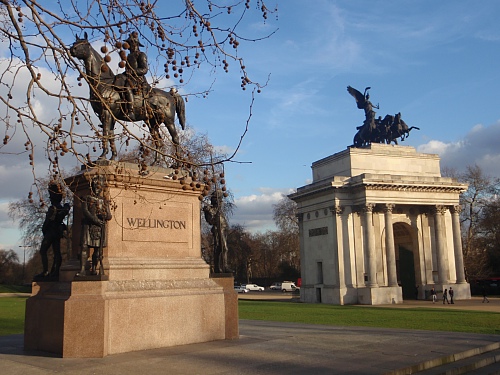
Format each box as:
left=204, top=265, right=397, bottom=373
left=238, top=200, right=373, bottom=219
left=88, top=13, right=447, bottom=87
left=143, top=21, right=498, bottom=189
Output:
left=273, top=192, right=299, bottom=234
left=476, top=197, right=500, bottom=276
left=0, top=249, right=20, bottom=284
left=226, top=224, right=253, bottom=282
left=455, top=165, right=500, bottom=279
left=272, top=193, right=300, bottom=275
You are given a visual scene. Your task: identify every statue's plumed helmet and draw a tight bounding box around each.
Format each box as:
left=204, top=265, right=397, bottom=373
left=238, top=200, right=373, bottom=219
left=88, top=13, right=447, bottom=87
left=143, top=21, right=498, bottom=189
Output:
left=124, top=32, right=144, bottom=47
left=48, top=181, right=64, bottom=202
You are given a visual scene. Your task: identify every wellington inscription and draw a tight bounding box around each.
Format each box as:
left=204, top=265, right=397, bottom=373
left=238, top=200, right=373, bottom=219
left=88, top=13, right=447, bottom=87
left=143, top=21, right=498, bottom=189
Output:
left=121, top=200, right=191, bottom=244
left=126, top=218, right=186, bottom=229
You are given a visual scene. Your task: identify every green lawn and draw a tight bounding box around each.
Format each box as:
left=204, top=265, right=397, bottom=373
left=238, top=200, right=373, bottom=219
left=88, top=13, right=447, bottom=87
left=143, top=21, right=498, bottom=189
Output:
left=239, top=300, right=500, bottom=335
left=0, top=297, right=28, bottom=336
left=1, top=297, right=499, bottom=336
left=0, top=285, right=31, bottom=294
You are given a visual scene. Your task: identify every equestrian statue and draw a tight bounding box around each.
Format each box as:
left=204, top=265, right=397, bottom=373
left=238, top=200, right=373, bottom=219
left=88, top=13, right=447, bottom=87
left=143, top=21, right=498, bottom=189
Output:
left=70, top=32, right=185, bottom=163
left=347, top=86, right=419, bottom=147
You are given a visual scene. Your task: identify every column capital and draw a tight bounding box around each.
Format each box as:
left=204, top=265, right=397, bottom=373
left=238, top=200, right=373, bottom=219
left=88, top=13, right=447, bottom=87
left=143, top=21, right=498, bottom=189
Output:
left=382, top=203, right=396, bottom=213
left=432, top=205, right=448, bottom=215
left=329, top=205, right=344, bottom=215
left=450, top=205, right=462, bottom=214
left=361, top=203, right=376, bottom=213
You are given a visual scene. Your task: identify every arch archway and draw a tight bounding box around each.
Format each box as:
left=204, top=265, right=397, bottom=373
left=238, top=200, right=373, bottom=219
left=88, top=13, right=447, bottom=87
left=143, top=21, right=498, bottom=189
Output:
left=393, top=222, right=418, bottom=300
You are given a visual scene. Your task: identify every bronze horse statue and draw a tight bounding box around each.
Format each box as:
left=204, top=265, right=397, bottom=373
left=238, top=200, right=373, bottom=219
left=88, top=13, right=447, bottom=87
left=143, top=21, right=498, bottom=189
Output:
left=69, top=33, right=185, bottom=162
left=386, top=112, right=420, bottom=145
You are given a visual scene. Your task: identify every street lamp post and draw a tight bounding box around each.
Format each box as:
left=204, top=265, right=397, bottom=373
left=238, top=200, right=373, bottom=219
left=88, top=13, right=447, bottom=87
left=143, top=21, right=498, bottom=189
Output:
left=19, top=246, right=30, bottom=284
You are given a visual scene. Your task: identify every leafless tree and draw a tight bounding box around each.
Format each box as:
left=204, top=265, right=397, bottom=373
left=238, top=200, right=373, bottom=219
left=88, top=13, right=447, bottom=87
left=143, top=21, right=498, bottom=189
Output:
left=273, top=191, right=298, bottom=234
left=456, top=165, right=500, bottom=279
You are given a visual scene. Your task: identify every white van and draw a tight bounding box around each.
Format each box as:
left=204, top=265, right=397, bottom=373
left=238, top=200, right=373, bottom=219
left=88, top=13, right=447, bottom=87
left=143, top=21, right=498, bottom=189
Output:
left=281, top=281, right=298, bottom=292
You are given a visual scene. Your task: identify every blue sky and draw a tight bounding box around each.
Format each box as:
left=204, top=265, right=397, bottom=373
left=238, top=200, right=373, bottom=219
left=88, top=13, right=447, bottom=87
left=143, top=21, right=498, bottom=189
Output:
left=2, top=0, right=500, bottom=258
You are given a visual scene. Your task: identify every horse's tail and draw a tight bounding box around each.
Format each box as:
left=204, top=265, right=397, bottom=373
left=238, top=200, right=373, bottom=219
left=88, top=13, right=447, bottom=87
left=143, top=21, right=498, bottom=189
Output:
left=174, top=92, right=186, bottom=130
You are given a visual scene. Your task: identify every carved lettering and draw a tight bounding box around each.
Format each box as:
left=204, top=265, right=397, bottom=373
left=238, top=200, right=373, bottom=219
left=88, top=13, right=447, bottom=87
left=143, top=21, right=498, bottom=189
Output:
left=309, top=227, right=328, bottom=237
left=126, top=217, right=187, bottom=230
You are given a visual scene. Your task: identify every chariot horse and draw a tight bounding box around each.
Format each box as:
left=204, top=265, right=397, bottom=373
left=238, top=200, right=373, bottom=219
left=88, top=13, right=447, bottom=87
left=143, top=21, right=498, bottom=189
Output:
left=386, top=112, right=420, bottom=145
left=69, top=33, right=185, bottom=162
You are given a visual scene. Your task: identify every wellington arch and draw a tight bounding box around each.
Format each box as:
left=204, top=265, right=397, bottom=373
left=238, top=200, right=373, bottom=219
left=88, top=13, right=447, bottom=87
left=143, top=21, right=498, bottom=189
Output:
left=289, top=144, right=471, bottom=305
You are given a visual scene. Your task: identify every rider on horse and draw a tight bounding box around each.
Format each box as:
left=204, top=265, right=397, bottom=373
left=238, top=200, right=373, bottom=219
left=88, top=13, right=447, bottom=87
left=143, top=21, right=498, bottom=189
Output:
left=115, top=32, right=149, bottom=121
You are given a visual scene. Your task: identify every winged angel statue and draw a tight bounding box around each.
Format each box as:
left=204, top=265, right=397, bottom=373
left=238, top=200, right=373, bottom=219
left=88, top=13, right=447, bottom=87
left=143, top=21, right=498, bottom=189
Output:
left=347, top=86, right=419, bottom=147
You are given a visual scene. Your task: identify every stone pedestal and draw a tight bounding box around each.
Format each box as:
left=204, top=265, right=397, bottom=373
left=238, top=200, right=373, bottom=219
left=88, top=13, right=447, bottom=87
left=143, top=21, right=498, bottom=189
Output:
left=210, top=273, right=239, bottom=340
left=357, top=286, right=403, bottom=305
left=25, top=162, right=238, bottom=357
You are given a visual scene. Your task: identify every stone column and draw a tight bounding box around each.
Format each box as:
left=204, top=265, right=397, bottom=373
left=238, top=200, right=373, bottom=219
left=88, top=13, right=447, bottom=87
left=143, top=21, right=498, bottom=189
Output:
left=296, top=213, right=305, bottom=286
left=330, top=205, right=345, bottom=288
left=433, top=205, right=448, bottom=284
left=450, top=205, right=467, bottom=283
left=383, top=204, right=398, bottom=287
left=362, top=203, right=378, bottom=287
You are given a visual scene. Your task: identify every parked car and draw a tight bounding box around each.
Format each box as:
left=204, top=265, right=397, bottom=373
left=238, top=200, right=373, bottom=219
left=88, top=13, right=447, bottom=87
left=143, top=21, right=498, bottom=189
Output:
left=281, top=281, right=298, bottom=292
left=242, top=283, right=264, bottom=291
left=234, top=286, right=250, bottom=293
left=269, top=282, right=282, bottom=290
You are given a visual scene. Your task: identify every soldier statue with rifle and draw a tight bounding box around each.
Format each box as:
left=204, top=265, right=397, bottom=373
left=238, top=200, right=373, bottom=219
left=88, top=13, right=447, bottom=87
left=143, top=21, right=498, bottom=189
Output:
left=77, top=175, right=112, bottom=277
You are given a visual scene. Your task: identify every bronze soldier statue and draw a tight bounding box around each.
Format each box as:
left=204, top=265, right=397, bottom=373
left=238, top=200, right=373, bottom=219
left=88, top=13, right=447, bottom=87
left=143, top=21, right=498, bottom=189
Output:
left=203, top=191, right=229, bottom=273
left=34, top=182, right=71, bottom=280
left=77, top=176, right=112, bottom=277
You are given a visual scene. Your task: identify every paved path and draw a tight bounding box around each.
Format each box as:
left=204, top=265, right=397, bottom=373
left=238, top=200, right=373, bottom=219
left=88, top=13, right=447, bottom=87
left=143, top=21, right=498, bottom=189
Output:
left=1, top=320, right=499, bottom=374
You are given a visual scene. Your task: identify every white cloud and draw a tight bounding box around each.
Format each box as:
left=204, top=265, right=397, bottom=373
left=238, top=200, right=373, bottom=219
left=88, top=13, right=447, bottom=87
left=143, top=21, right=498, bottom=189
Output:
left=0, top=201, right=20, bottom=249
left=417, top=140, right=460, bottom=156
left=417, top=121, right=500, bottom=177
left=231, top=188, right=294, bottom=233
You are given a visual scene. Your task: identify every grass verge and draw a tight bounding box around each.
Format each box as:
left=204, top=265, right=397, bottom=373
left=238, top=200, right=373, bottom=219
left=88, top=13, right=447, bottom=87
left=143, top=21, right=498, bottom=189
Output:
left=239, top=300, right=500, bottom=335
left=0, top=285, right=31, bottom=294
left=1, top=297, right=499, bottom=337
left=0, top=297, right=28, bottom=336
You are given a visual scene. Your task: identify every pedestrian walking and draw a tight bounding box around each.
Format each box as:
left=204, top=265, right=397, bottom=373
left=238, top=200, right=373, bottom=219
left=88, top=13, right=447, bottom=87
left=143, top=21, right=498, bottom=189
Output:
left=443, top=288, right=450, bottom=304
left=449, top=287, right=454, bottom=304
left=430, top=287, right=437, bottom=303
left=482, top=286, right=490, bottom=303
